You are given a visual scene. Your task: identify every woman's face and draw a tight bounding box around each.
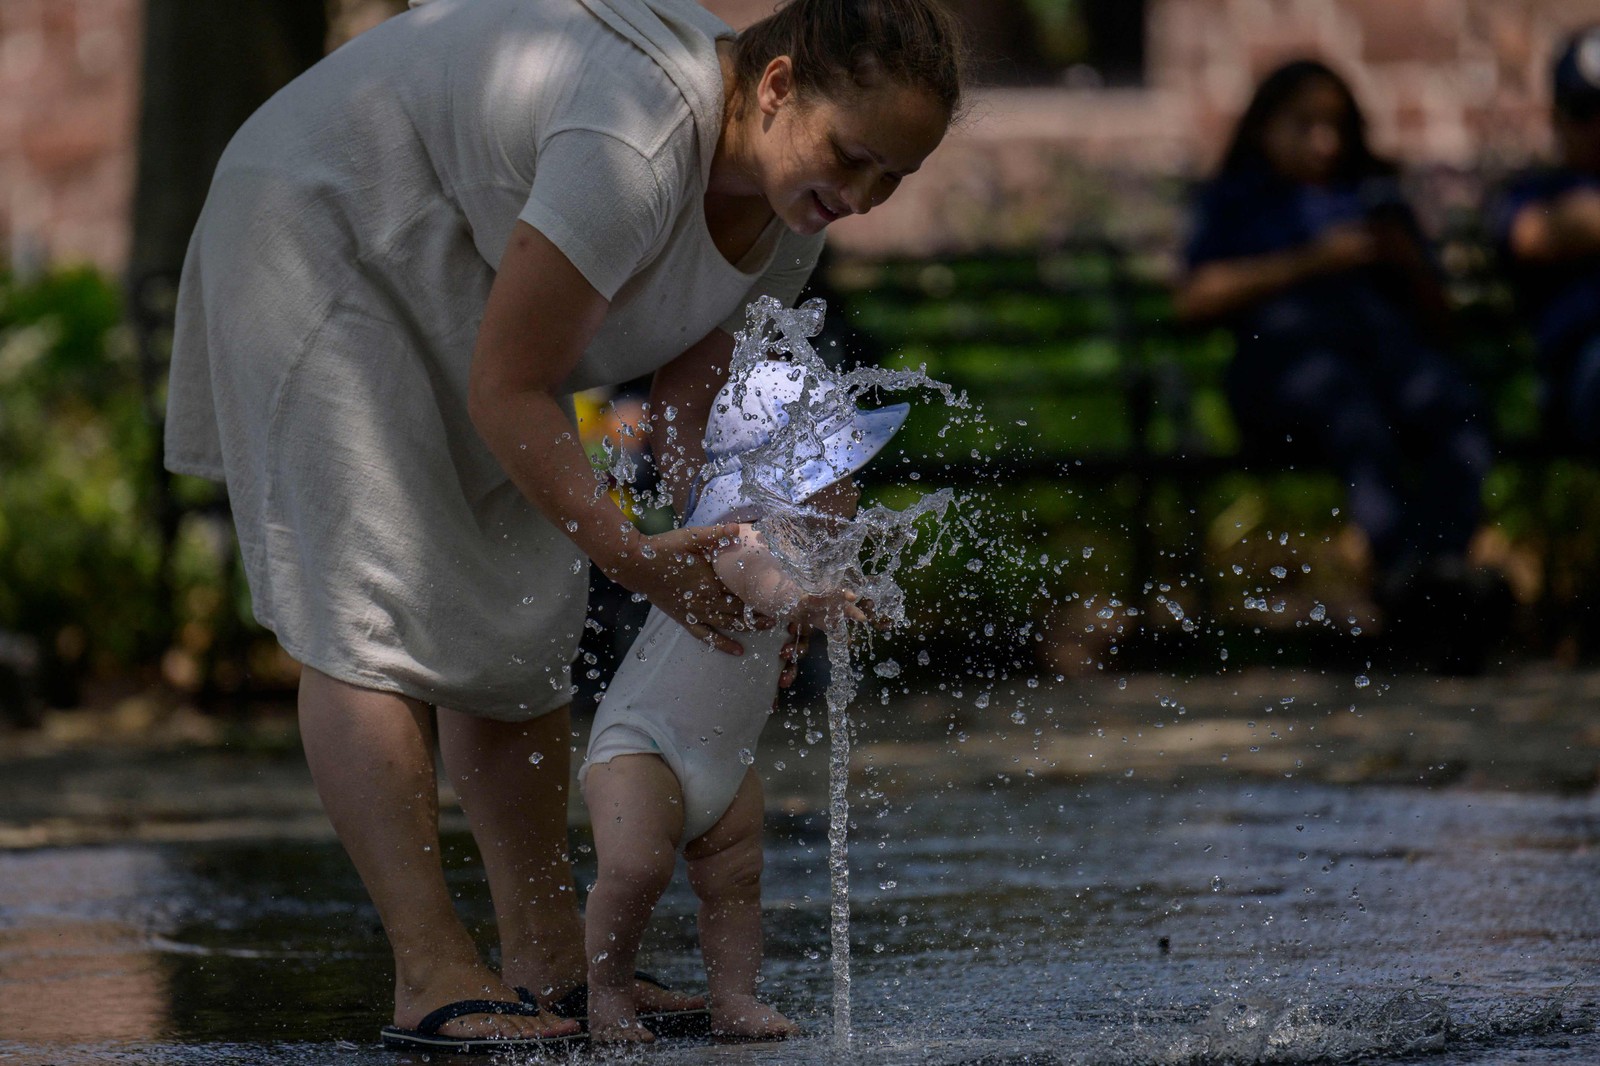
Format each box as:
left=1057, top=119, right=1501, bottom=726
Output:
left=1259, top=77, right=1350, bottom=185
left=753, top=65, right=950, bottom=235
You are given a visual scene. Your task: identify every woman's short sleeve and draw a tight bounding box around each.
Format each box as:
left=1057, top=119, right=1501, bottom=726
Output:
left=518, top=129, right=677, bottom=301
left=716, top=230, right=827, bottom=337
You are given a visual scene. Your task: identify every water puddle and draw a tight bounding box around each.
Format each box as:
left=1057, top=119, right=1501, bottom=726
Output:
left=1, top=778, right=1594, bottom=1064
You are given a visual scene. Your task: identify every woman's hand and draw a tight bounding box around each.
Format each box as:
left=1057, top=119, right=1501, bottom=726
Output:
left=606, top=524, right=772, bottom=653
left=1307, top=221, right=1380, bottom=274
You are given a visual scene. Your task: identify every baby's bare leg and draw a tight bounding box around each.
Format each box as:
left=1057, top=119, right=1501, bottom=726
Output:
left=582, top=755, right=684, bottom=1043
left=685, top=771, right=798, bottom=1039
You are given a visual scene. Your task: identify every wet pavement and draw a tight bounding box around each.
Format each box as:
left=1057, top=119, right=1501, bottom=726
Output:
left=1, top=663, right=1597, bottom=1065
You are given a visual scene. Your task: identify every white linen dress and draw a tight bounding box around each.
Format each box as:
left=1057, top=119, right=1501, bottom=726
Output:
left=162, top=0, right=824, bottom=719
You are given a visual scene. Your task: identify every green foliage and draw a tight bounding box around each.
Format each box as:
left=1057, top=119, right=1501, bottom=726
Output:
left=0, top=268, right=165, bottom=671
left=834, top=243, right=1600, bottom=668
left=1016, top=0, right=1088, bottom=70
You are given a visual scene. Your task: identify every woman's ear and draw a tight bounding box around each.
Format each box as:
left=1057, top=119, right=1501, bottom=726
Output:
left=757, top=55, right=796, bottom=117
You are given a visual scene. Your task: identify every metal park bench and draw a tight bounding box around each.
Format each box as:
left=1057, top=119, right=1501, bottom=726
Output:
left=823, top=235, right=1597, bottom=652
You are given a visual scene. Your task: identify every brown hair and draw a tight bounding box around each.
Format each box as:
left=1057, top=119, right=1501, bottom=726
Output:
left=732, top=0, right=965, bottom=120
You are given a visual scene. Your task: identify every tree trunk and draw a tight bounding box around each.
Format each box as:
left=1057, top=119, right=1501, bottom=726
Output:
left=126, top=0, right=328, bottom=702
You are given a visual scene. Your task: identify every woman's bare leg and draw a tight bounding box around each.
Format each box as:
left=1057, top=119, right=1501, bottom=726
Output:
left=685, top=771, right=797, bottom=1039
left=297, top=666, right=566, bottom=1039
left=435, top=706, right=588, bottom=1003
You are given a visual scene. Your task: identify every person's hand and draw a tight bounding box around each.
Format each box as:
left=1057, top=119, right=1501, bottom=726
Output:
left=776, top=592, right=900, bottom=687
left=1308, top=222, right=1379, bottom=274
left=1510, top=187, right=1600, bottom=262
left=779, top=622, right=808, bottom=688
left=789, top=587, right=868, bottom=632
left=612, top=524, right=773, bottom=653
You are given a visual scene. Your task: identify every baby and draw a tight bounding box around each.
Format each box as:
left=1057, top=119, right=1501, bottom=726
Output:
left=578, top=358, right=907, bottom=1042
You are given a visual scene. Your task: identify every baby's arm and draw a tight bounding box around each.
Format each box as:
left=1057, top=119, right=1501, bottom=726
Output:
left=713, top=524, right=862, bottom=630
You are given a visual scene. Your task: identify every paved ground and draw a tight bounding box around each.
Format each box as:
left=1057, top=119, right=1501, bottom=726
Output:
left=2, top=660, right=1595, bottom=850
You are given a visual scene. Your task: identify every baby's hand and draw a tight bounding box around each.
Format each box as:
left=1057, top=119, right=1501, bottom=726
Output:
left=711, top=524, right=865, bottom=630
left=789, top=586, right=867, bottom=632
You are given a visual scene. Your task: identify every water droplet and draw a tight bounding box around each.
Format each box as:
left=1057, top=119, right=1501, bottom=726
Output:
left=1270, top=565, right=1287, bottom=579
left=1354, top=675, right=1371, bottom=688
left=1082, top=546, right=1095, bottom=559
left=739, top=748, right=755, bottom=766
left=528, top=752, right=544, bottom=765
left=873, top=659, right=901, bottom=678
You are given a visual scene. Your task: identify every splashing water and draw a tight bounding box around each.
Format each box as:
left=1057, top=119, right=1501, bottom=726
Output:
left=826, top=624, right=855, bottom=1045
left=722, top=296, right=966, bottom=1046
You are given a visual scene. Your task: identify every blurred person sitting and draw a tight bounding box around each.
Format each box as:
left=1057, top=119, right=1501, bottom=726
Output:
left=1173, top=60, right=1498, bottom=648
left=1494, top=26, right=1600, bottom=453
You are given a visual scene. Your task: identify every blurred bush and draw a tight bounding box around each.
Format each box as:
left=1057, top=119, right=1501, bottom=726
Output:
left=0, top=268, right=166, bottom=703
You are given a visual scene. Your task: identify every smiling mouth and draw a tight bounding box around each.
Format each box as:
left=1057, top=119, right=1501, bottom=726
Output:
left=813, top=193, right=845, bottom=223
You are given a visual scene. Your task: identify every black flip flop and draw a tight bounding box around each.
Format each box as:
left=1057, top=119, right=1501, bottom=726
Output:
left=380, top=997, right=584, bottom=1054
left=519, top=970, right=712, bottom=1038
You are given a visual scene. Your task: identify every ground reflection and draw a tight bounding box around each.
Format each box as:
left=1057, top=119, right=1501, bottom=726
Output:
left=1, top=773, right=1594, bottom=1064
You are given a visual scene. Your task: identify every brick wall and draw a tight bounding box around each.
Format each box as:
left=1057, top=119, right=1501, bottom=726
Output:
left=6, top=0, right=1600, bottom=270
left=832, top=0, right=1600, bottom=254
left=0, top=0, right=141, bottom=275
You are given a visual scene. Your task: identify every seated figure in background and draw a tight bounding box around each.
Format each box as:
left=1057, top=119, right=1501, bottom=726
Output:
left=1172, top=59, right=1499, bottom=655
left=1495, top=25, right=1600, bottom=453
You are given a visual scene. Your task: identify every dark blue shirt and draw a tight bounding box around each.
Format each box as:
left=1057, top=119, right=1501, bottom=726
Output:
left=1184, top=168, right=1427, bottom=351
left=1492, top=167, right=1600, bottom=362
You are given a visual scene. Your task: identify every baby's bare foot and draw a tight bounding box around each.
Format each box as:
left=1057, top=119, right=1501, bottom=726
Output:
left=710, top=994, right=799, bottom=1040
left=633, top=975, right=706, bottom=1014
left=587, top=984, right=657, bottom=1045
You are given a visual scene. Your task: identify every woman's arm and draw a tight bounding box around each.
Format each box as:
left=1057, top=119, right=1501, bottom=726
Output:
left=469, top=222, right=750, bottom=651
left=648, top=327, right=736, bottom=518
left=1173, top=224, right=1378, bottom=324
